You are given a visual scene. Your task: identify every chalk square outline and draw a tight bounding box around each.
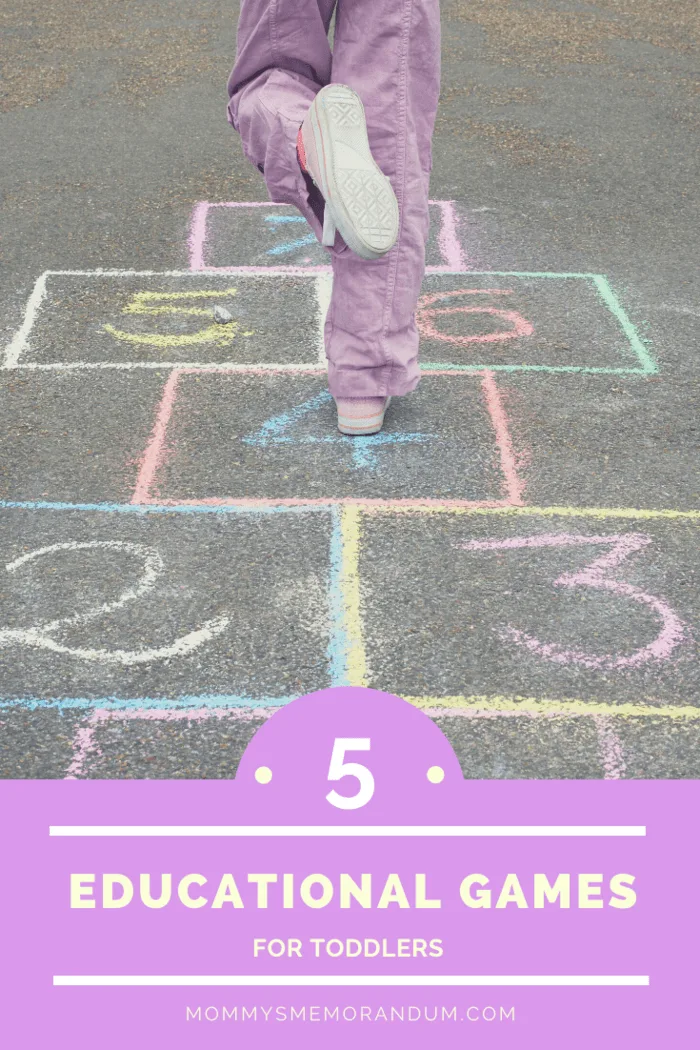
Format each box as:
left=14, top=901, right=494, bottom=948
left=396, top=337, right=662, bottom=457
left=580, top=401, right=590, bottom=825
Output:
left=0, top=500, right=344, bottom=730
left=65, top=706, right=280, bottom=778
left=131, top=367, right=525, bottom=509
left=2, top=270, right=656, bottom=376
left=1, top=270, right=333, bottom=372
left=0, top=500, right=695, bottom=778
left=418, top=272, right=657, bottom=375
left=57, top=502, right=700, bottom=778
left=188, top=199, right=468, bottom=273
left=336, top=502, right=700, bottom=783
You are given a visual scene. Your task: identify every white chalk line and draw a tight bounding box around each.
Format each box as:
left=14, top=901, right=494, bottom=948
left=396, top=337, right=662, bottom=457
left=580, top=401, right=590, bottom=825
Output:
left=35, top=269, right=599, bottom=277
left=1, top=268, right=598, bottom=370
left=39, top=269, right=331, bottom=277
left=5, top=620, right=230, bottom=665
left=0, top=540, right=231, bottom=667
left=2, top=272, right=48, bottom=369
left=11, top=361, right=326, bottom=372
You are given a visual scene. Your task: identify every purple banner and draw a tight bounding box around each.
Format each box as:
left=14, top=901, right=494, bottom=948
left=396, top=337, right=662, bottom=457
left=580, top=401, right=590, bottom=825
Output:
left=0, top=687, right=696, bottom=1047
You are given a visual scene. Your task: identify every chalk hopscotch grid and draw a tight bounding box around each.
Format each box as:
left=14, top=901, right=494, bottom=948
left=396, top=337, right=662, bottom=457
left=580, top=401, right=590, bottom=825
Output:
left=130, top=367, right=524, bottom=509
left=1, top=271, right=333, bottom=372
left=337, top=503, right=700, bottom=781
left=419, top=273, right=656, bottom=376
left=0, top=361, right=684, bottom=775
left=4, top=196, right=463, bottom=371
left=0, top=202, right=676, bottom=776
left=1, top=271, right=655, bottom=376
left=188, top=200, right=468, bottom=273
left=14, top=501, right=690, bottom=779
left=1, top=499, right=697, bottom=778
left=63, top=699, right=698, bottom=782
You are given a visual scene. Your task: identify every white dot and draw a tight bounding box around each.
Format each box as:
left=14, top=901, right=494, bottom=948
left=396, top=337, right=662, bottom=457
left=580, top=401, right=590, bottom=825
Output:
left=255, top=766, right=273, bottom=784
left=427, top=766, right=445, bottom=784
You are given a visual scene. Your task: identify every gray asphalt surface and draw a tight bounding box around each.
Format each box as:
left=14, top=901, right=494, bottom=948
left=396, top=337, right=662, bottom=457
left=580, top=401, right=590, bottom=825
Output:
left=0, top=0, right=698, bottom=779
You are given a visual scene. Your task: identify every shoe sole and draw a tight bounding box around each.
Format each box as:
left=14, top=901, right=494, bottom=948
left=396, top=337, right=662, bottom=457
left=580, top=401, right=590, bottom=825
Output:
left=337, top=398, right=392, bottom=436
left=308, top=85, right=399, bottom=261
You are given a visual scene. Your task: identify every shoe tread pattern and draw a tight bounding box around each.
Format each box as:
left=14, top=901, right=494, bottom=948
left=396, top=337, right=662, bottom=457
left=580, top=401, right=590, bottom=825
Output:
left=324, top=97, right=362, bottom=128
left=336, top=169, right=397, bottom=245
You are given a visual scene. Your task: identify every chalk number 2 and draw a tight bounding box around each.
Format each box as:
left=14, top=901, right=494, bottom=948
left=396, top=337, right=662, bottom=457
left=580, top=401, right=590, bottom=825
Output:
left=326, top=738, right=374, bottom=810
left=0, top=540, right=230, bottom=666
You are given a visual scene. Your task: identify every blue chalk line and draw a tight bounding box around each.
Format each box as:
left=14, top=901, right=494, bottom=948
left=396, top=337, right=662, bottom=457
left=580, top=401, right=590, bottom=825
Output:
left=243, top=391, right=431, bottom=470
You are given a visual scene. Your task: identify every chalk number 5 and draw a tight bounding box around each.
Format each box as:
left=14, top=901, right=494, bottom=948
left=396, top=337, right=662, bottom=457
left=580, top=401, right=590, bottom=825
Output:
left=326, top=738, right=374, bottom=810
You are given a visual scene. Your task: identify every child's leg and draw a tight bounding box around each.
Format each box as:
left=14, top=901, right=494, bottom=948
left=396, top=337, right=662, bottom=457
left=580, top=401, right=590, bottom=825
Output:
left=326, top=0, right=441, bottom=398
left=228, top=0, right=442, bottom=400
left=227, top=0, right=341, bottom=247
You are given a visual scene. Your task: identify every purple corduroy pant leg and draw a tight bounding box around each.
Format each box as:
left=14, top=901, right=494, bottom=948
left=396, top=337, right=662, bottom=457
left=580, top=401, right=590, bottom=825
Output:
left=227, top=0, right=441, bottom=398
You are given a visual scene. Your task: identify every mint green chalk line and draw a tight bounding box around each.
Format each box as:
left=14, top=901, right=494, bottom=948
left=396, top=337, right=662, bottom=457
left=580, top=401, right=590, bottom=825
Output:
left=421, top=364, right=649, bottom=374
left=591, top=274, right=657, bottom=374
left=433, top=271, right=599, bottom=278
left=421, top=271, right=657, bottom=375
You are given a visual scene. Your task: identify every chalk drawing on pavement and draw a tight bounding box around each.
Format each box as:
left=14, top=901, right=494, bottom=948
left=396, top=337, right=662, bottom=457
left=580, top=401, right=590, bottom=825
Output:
left=243, top=390, right=432, bottom=471
left=0, top=540, right=230, bottom=665
left=103, top=288, right=248, bottom=349
left=264, top=214, right=318, bottom=256
left=2, top=269, right=654, bottom=376
left=458, top=533, right=688, bottom=670
left=0, top=198, right=674, bottom=781
left=417, top=289, right=534, bottom=345
left=188, top=200, right=467, bottom=272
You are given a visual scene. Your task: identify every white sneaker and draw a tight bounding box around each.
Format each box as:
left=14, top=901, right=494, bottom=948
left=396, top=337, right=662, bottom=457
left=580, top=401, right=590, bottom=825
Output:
left=297, top=84, right=399, bottom=261
left=335, top=396, right=392, bottom=436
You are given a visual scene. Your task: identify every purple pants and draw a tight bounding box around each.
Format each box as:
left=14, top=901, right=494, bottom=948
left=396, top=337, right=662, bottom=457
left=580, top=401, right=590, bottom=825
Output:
left=227, top=0, right=441, bottom=397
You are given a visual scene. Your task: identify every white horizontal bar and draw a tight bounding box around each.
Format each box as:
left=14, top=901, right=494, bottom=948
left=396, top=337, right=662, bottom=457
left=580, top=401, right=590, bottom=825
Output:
left=53, top=974, right=649, bottom=987
left=49, top=825, right=646, bottom=837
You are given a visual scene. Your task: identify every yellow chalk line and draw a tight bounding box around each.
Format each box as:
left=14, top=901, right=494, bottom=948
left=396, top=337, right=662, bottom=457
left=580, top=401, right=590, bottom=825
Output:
left=125, top=289, right=239, bottom=305
left=405, top=695, right=700, bottom=719
left=103, top=287, right=242, bottom=349
left=366, top=504, right=700, bottom=520
left=103, top=325, right=237, bottom=348
left=339, top=505, right=367, bottom=687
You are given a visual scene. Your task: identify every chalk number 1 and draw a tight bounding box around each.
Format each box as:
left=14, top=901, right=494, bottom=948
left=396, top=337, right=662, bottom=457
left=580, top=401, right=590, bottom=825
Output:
left=326, top=738, right=374, bottom=810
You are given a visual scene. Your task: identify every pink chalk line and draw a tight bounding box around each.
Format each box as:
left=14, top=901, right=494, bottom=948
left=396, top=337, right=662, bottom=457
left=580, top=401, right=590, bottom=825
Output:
left=131, top=369, right=181, bottom=505
left=592, top=716, right=627, bottom=780
left=131, top=368, right=525, bottom=509
left=417, top=289, right=534, bottom=346
left=458, top=533, right=687, bottom=669
left=480, top=370, right=525, bottom=506
left=189, top=200, right=467, bottom=272
left=67, top=704, right=626, bottom=779
left=187, top=201, right=210, bottom=273
left=66, top=707, right=278, bottom=780
left=418, top=705, right=626, bottom=779
left=433, top=201, right=468, bottom=270
left=131, top=366, right=332, bottom=506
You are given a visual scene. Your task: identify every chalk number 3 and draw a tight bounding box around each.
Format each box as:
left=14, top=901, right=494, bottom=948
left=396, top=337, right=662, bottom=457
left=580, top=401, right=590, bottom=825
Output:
left=326, top=738, right=375, bottom=810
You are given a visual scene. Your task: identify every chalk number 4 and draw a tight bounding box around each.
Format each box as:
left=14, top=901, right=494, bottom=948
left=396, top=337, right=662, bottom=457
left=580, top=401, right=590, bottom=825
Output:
left=326, top=738, right=374, bottom=810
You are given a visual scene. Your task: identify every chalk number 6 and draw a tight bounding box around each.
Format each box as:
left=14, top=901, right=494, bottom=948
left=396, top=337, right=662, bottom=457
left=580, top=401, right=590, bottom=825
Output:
left=326, top=738, right=374, bottom=810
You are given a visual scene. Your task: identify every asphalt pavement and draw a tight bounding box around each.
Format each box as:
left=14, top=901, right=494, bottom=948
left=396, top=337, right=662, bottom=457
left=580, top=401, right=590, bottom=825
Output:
left=0, top=0, right=698, bottom=778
